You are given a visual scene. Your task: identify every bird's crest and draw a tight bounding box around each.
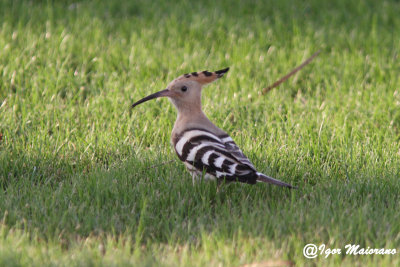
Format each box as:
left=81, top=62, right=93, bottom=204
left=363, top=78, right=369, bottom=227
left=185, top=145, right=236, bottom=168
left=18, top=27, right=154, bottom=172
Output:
left=176, top=67, right=229, bottom=85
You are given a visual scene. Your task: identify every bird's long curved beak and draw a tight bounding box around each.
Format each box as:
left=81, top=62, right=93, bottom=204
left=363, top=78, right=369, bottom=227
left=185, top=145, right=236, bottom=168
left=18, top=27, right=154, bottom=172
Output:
left=131, top=89, right=170, bottom=108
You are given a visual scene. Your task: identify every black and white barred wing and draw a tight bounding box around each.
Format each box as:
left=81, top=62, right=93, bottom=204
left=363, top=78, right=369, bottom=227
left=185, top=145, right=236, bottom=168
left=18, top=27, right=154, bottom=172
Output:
left=219, top=135, right=256, bottom=170
left=174, top=129, right=258, bottom=183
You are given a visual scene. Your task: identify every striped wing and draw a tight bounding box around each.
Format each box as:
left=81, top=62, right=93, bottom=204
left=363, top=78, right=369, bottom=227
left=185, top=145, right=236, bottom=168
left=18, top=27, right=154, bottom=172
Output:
left=219, top=135, right=256, bottom=170
left=174, top=128, right=257, bottom=183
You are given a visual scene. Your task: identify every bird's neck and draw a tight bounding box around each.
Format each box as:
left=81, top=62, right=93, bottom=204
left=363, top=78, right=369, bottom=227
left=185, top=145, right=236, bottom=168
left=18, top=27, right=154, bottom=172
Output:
left=171, top=108, right=226, bottom=145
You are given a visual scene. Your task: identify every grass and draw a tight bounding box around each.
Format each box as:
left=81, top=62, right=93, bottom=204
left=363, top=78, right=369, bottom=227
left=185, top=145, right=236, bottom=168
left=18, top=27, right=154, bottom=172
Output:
left=1, top=0, right=400, bottom=266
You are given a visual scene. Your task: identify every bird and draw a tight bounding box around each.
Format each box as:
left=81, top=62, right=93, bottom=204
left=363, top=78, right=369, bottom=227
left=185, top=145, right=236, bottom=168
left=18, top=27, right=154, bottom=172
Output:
left=131, top=68, right=295, bottom=188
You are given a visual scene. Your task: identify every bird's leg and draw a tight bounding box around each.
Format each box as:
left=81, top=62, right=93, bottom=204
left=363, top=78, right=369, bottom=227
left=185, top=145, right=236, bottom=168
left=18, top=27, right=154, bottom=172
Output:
left=192, top=173, right=196, bottom=186
left=191, top=170, right=201, bottom=185
left=216, top=183, right=221, bottom=193
left=216, top=179, right=225, bottom=193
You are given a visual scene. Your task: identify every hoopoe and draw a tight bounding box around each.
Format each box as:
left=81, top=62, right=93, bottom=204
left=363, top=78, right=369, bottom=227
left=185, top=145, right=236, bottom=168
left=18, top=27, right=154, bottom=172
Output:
left=132, top=68, right=294, bottom=188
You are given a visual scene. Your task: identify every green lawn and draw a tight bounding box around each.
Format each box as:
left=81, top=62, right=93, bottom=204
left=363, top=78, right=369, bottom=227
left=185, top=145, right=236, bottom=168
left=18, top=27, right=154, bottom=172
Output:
left=1, top=0, right=399, bottom=266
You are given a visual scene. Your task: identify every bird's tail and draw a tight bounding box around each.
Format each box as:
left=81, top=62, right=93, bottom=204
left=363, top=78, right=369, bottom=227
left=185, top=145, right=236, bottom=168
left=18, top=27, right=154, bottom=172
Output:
left=256, top=172, right=296, bottom=189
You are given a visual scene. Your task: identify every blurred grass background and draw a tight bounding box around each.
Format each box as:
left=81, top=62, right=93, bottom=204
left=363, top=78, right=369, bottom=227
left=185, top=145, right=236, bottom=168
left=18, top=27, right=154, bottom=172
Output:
left=0, top=0, right=399, bottom=266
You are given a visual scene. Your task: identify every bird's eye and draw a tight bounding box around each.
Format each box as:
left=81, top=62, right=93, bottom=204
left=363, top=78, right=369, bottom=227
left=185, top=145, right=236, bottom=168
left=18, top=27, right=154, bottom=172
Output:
left=181, top=86, right=188, bottom=92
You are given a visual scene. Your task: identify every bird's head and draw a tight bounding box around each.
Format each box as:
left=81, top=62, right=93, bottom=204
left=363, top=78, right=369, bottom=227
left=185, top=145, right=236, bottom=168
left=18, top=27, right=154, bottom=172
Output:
left=131, top=67, right=229, bottom=113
